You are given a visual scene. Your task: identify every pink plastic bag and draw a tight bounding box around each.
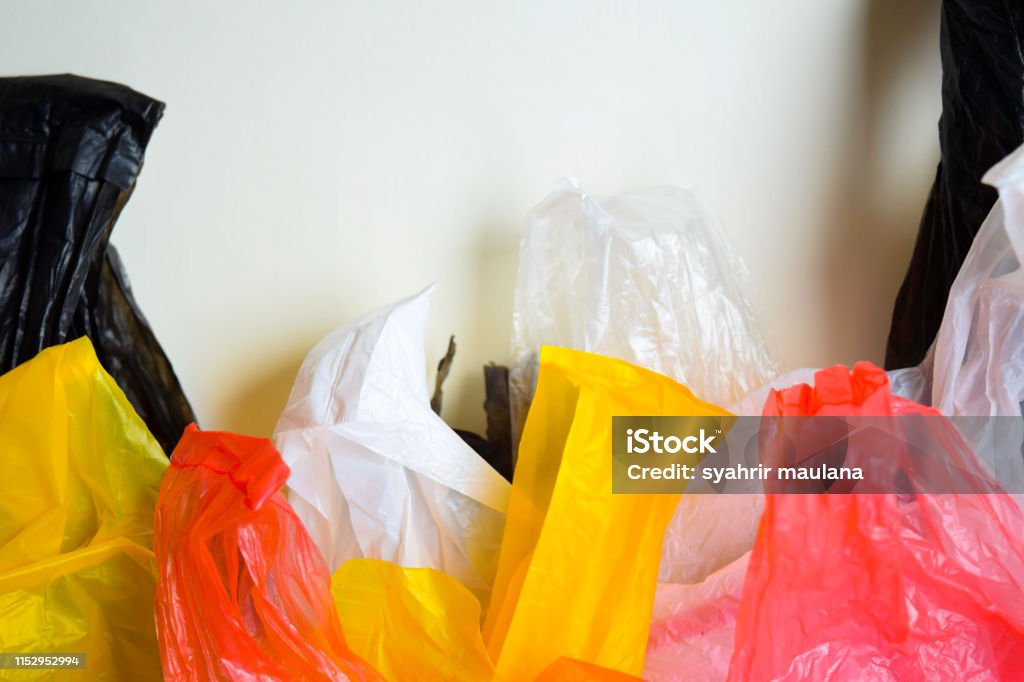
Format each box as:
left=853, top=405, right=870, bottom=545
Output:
left=728, top=363, right=1024, bottom=681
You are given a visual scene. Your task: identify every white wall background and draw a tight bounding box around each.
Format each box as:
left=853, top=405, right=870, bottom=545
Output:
left=0, top=0, right=941, bottom=437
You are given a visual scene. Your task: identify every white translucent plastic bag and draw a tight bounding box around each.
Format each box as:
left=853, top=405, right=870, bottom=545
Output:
left=886, top=145, right=1024, bottom=490
left=927, top=144, right=1024, bottom=417
left=273, top=287, right=510, bottom=603
left=509, top=180, right=778, bottom=440
left=646, top=553, right=751, bottom=682
left=652, top=369, right=820, bottom=682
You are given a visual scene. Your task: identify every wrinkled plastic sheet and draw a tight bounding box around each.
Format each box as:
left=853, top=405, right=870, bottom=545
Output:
left=649, top=370, right=816, bottom=681
left=155, top=424, right=382, bottom=681
left=509, top=180, right=777, bottom=442
left=484, top=346, right=730, bottom=681
left=0, top=74, right=195, bottom=454
left=727, top=363, right=1024, bottom=681
left=657, top=368, right=823, bottom=589
left=896, top=144, right=1024, bottom=421
left=0, top=337, right=168, bottom=680
left=650, top=137, right=1024, bottom=672
left=332, top=559, right=495, bottom=681
left=273, top=287, right=510, bottom=605
left=886, top=0, right=1024, bottom=369
left=646, top=553, right=750, bottom=682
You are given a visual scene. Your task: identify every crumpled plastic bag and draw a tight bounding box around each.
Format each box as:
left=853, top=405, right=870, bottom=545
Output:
left=0, top=74, right=195, bottom=454
left=0, top=337, right=168, bottom=680
left=655, top=369, right=821, bottom=589
left=330, top=558, right=646, bottom=682
left=154, top=424, right=381, bottom=682
left=273, top=287, right=509, bottom=604
left=728, top=363, right=1024, bottom=681
left=332, top=559, right=495, bottom=681
left=891, top=143, right=1024, bottom=421
left=484, top=346, right=730, bottom=681
left=887, top=0, right=1024, bottom=369
left=663, top=142, right=1024, bottom=668
left=647, top=370, right=814, bottom=682
left=645, top=553, right=750, bottom=682
left=509, top=181, right=777, bottom=441
left=534, top=658, right=645, bottom=681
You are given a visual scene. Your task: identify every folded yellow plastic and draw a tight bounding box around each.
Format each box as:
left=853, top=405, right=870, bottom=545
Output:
left=0, top=337, right=168, bottom=680
left=332, top=559, right=494, bottom=681
left=484, top=346, right=730, bottom=680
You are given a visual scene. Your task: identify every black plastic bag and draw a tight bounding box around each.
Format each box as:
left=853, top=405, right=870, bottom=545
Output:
left=0, top=74, right=194, bottom=453
left=886, top=0, right=1024, bottom=369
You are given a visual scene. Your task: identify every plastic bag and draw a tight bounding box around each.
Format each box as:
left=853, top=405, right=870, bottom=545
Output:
left=484, top=346, right=730, bottom=681
left=330, top=555, right=649, bottom=681
left=0, top=74, right=195, bottom=454
left=534, top=658, right=645, bottom=681
left=645, top=553, right=750, bottom=682
left=656, top=368, right=824, bottom=588
left=649, top=370, right=820, bottom=681
left=509, top=180, right=777, bottom=442
left=904, top=143, right=1024, bottom=418
left=154, top=424, right=381, bottom=682
left=728, top=363, right=1024, bottom=681
left=273, top=287, right=509, bottom=604
left=886, top=0, right=1024, bottom=369
left=0, top=337, right=168, bottom=679
left=332, top=559, right=495, bottom=681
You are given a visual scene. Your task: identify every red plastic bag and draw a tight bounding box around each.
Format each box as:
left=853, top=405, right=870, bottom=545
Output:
left=154, top=424, right=382, bottom=682
left=728, top=363, right=1024, bottom=681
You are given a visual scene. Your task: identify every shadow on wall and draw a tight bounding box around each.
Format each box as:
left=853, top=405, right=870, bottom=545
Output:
left=438, top=222, right=521, bottom=435
left=820, top=0, right=939, bottom=366
left=217, top=349, right=309, bottom=438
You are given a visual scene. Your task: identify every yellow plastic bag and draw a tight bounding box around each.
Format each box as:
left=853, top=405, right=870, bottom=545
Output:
left=535, top=658, right=645, bottom=681
left=332, top=559, right=495, bottom=681
left=484, top=346, right=730, bottom=680
left=0, top=338, right=168, bottom=679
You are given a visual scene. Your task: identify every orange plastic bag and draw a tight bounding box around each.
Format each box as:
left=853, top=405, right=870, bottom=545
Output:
left=484, top=346, right=730, bottom=680
left=729, top=363, right=1024, bottom=681
left=154, top=425, right=381, bottom=681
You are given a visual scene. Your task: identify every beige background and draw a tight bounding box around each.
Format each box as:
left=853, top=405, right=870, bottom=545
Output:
left=1, top=0, right=941, bottom=436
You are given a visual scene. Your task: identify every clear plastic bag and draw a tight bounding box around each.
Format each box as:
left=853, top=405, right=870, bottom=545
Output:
left=657, top=368, right=821, bottom=588
left=509, top=180, right=777, bottom=441
left=924, top=144, right=1024, bottom=417
left=646, top=553, right=750, bottom=682
left=273, top=287, right=510, bottom=604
